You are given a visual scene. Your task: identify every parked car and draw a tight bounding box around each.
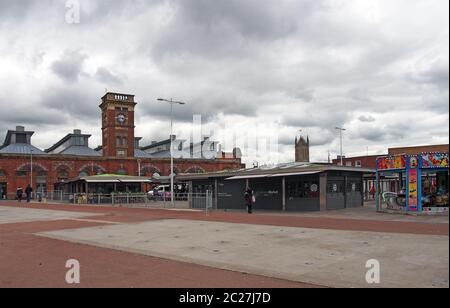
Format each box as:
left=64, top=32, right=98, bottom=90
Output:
left=148, top=185, right=171, bottom=199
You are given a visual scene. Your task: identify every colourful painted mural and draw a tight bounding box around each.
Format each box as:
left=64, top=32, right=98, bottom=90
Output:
left=377, top=155, right=406, bottom=170
left=408, top=168, right=418, bottom=212
left=421, top=153, right=449, bottom=169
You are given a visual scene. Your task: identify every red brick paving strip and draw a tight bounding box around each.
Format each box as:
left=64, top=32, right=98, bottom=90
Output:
left=2, top=203, right=448, bottom=236
left=1, top=202, right=448, bottom=288
left=0, top=219, right=320, bottom=288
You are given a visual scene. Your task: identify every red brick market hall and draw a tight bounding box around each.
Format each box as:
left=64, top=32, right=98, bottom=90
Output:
left=0, top=93, right=243, bottom=199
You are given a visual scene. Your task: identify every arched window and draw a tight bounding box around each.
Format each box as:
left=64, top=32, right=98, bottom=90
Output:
left=79, top=165, right=105, bottom=177
left=185, top=166, right=206, bottom=174
left=92, top=165, right=105, bottom=175
left=57, top=167, right=70, bottom=182
left=141, top=166, right=161, bottom=177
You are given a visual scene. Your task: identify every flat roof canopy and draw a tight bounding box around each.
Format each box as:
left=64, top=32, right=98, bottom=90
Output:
left=66, top=174, right=152, bottom=184
left=226, top=171, right=322, bottom=180
left=226, top=174, right=270, bottom=180
left=178, top=162, right=374, bottom=182
left=269, top=171, right=322, bottom=178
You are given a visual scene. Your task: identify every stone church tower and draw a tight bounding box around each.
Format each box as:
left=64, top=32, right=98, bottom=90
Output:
left=295, top=136, right=310, bottom=163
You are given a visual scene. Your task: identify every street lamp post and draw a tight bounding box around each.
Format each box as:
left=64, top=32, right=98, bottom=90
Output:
left=335, top=127, right=346, bottom=166
left=30, top=149, right=34, bottom=200
left=157, top=98, right=186, bottom=207
left=30, top=149, right=33, bottom=187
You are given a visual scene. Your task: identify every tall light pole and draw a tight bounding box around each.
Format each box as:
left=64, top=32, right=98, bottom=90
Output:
left=157, top=98, right=186, bottom=207
left=335, top=127, right=346, bottom=166
left=30, top=149, right=33, bottom=197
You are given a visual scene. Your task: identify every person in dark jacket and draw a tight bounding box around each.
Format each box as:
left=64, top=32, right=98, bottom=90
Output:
left=244, top=187, right=255, bottom=214
left=16, top=187, right=23, bottom=203
left=25, top=185, right=33, bottom=203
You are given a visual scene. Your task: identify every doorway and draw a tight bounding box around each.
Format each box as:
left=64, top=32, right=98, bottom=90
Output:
left=0, top=183, right=7, bottom=200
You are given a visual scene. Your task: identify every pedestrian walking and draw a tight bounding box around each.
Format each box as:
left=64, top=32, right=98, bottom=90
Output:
left=369, top=185, right=376, bottom=200
left=16, top=187, right=23, bottom=203
left=244, top=187, right=255, bottom=214
left=25, top=185, right=33, bottom=203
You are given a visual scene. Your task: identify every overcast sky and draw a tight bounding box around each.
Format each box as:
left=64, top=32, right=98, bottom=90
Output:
left=0, top=0, right=448, bottom=166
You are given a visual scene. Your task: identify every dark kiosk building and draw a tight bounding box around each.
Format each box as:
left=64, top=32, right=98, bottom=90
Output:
left=179, top=162, right=373, bottom=212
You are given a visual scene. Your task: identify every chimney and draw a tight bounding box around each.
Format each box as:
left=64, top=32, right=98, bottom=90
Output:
left=16, top=126, right=25, bottom=132
left=73, top=129, right=82, bottom=135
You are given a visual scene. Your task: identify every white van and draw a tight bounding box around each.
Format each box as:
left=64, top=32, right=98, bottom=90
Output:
left=148, top=185, right=171, bottom=198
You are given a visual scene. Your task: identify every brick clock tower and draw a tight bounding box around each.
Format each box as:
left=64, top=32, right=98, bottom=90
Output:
left=100, top=93, right=136, bottom=158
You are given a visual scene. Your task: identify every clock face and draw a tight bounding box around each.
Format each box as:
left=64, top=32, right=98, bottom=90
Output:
left=117, top=114, right=126, bottom=124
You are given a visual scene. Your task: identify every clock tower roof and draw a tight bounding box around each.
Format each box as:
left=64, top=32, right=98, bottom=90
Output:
left=99, top=92, right=136, bottom=110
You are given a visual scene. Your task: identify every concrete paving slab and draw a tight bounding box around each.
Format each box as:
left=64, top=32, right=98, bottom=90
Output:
left=0, top=206, right=95, bottom=224
left=37, top=219, right=449, bottom=288
left=258, top=202, right=450, bottom=224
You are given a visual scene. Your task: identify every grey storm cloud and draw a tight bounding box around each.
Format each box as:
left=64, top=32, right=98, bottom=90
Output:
left=151, top=0, right=320, bottom=61
left=0, top=0, right=448, bottom=161
left=411, top=60, right=450, bottom=90
left=139, top=90, right=259, bottom=123
left=0, top=0, right=35, bottom=21
left=51, top=50, right=88, bottom=83
left=355, top=125, right=407, bottom=143
left=358, top=115, right=376, bottom=123
left=95, top=67, right=123, bottom=85
left=278, top=133, right=333, bottom=147
left=282, top=110, right=351, bottom=130
left=0, top=102, right=68, bottom=127
left=39, top=87, right=100, bottom=123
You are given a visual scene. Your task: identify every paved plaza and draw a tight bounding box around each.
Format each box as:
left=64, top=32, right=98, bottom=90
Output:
left=0, top=206, right=94, bottom=224
left=0, top=202, right=448, bottom=288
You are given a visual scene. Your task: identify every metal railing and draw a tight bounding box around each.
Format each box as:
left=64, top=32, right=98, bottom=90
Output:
left=70, top=193, right=187, bottom=207
left=0, top=188, right=215, bottom=214
left=191, top=191, right=214, bottom=214
left=1, top=191, right=213, bottom=212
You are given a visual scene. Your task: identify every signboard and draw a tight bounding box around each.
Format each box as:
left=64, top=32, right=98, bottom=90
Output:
left=408, top=169, right=418, bottom=212
left=377, top=157, right=394, bottom=170
left=394, top=155, right=406, bottom=169
left=421, top=153, right=449, bottom=169
left=377, top=155, right=406, bottom=170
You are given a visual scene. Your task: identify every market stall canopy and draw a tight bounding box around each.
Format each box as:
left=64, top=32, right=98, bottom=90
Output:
left=226, top=174, right=272, bottom=180
left=226, top=171, right=323, bottom=180
left=178, top=162, right=375, bottom=182
left=70, top=174, right=152, bottom=184
left=268, top=171, right=322, bottom=178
